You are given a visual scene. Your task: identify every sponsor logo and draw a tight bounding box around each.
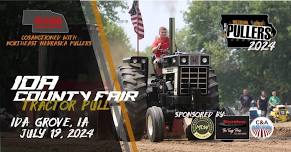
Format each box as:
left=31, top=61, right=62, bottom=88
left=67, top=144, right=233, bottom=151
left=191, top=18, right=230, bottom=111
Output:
left=216, top=116, right=249, bottom=140
left=191, top=117, right=214, bottom=139
left=221, top=15, right=277, bottom=51
left=22, top=10, right=69, bottom=33
left=250, top=117, right=274, bottom=139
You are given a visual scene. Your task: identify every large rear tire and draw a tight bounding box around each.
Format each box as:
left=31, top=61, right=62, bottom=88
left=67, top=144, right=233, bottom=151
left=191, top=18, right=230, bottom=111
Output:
left=185, top=124, right=195, bottom=140
left=116, top=65, right=147, bottom=140
left=207, top=69, right=219, bottom=110
left=146, top=106, right=164, bottom=142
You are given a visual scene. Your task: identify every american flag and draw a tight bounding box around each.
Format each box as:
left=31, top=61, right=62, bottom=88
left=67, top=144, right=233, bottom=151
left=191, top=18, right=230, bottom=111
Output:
left=129, top=0, right=144, bottom=39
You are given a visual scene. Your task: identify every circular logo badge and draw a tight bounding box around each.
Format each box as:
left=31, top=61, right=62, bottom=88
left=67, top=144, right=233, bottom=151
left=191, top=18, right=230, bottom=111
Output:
left=191, top=117, right=214, bottom=139
left=250, top=117, right=274, bottom=139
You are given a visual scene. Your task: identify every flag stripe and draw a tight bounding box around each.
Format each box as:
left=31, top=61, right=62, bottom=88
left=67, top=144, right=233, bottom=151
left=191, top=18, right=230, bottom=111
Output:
left=129, top=0, right=144, bottom=39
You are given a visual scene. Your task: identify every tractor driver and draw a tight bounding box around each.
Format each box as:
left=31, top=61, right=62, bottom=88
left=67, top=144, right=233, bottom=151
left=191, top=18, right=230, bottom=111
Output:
left=152, top=26, right=170, bottom=78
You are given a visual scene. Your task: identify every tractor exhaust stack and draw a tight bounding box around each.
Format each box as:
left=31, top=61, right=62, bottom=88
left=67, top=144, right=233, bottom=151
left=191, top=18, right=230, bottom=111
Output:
left=169, top=17, right=175, bottom=54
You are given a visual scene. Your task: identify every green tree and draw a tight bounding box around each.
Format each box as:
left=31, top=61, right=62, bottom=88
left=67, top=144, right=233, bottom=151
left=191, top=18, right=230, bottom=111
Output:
left=81, top=1, right=134, bottom=65
left=175, top=27, right=192, bottom=52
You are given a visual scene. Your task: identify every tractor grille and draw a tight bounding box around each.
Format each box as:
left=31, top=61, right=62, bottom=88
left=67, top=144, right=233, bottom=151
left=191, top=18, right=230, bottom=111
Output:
left=180, top=67, right=208, bottom=95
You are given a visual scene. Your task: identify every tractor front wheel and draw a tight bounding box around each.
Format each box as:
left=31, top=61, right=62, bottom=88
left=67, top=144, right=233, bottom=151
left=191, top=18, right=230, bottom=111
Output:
left=146, top=106, right=164, bottom=142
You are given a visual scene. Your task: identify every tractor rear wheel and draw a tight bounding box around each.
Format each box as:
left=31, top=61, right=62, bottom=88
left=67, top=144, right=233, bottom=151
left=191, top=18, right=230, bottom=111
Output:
left=208, top=69, right=219, bottom=110
left=185, top=123, right=195, bottom=140
left=116, top=64, right=148, bottom=140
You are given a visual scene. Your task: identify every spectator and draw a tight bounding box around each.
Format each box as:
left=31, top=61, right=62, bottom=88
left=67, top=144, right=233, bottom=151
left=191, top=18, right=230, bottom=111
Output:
left=257, top=90, right=268, bottom=117
left=239, top=89, right=253, bottom=114
left=268, top=90, right=281, bottom=108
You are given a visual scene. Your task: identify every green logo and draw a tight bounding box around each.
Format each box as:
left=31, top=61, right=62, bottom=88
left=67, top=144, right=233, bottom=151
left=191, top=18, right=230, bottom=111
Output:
left=191, top=117, right=214, bottom=139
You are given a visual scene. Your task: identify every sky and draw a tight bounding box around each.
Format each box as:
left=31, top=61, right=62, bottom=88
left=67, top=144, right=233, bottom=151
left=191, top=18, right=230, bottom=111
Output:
left=118, top=0, right=190, bottom=51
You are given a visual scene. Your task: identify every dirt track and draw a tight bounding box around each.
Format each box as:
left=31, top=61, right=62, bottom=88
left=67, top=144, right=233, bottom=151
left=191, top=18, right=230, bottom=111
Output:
left=136, top=139, right=291, bottom=152
left=135, top=122, right=291, bottom=152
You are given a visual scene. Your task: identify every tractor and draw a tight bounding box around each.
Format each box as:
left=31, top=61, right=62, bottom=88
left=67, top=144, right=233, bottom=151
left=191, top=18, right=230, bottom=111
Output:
left=269, top=105, right=291, bottom=123
left=116, top=18, right=220, bottom=142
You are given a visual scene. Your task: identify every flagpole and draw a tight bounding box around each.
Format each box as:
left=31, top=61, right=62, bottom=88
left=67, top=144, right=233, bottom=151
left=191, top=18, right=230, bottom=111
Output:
left=137, top=35, right=139, bottom=56
left=137, top=0, right=139, bottom=56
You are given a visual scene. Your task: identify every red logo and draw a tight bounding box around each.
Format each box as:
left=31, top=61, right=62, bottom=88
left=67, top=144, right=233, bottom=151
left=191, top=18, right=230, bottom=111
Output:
left=33, top=16, right=63, bottom=29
